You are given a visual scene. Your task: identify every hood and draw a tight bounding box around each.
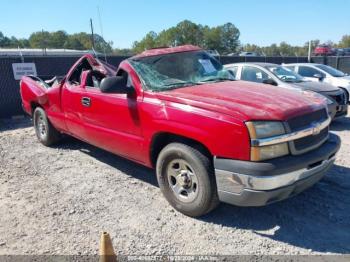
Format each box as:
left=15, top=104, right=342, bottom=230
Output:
left=156, top=81, right=325, bottom=122
left=332, top=75, right=350, bottom=86
left=292, top=81, right=339, bottom=92
left=341, top=75, right=350, bottom=81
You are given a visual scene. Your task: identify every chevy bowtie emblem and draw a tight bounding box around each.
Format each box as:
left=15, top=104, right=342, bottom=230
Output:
left=311, top=122, right=322, bottom=136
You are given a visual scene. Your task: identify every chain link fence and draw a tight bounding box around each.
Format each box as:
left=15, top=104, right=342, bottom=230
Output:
left=0, top=55, right=128, bottom=118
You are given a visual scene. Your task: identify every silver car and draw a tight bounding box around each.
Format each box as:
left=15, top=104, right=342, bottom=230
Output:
left=224, top=62, right=348, bottom=120
left=284, top=63, right=350, bottom=104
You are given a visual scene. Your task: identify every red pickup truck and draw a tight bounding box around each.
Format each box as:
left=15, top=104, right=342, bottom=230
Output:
left=20, top=45, right=340, bottom=217
left=313, top=44, right=334, bottom=56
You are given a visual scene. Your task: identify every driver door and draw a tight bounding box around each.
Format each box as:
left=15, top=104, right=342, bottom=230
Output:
left=81, top=69, right=144, bottom=162
left=61, top=72, right=87, bottom=140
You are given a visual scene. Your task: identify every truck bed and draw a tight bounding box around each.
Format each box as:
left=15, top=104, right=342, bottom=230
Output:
left=20, top=75, right=62, bottom=116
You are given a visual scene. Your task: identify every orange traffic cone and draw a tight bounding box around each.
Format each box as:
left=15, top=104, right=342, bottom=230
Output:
left=99, top=232, right=117, bottom=262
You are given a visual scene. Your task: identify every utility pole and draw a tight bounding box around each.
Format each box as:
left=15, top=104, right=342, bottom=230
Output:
left=90, top=18, right=95, bottom=50
left=18, top=46, right=24, bottom=63
left=308, top=40, right=312, bottom=62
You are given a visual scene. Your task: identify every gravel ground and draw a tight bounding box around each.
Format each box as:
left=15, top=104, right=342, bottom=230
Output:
left=0, top=114, right=350, bottom=256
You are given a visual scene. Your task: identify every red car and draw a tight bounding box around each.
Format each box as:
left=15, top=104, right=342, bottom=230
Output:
left=20, top=45, right=340, bottom=216
left=313, top=44, right=334, bottom=56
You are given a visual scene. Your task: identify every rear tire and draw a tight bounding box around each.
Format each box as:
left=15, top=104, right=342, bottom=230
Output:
left=33, top=107, right=61, bottom=146
left=156, top=143, right=219, bottom=217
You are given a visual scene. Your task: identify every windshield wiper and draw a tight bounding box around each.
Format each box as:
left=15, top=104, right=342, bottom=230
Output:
left=164, top=81, right=200, bottom=87
left=152, top=81, right=200, bottom=91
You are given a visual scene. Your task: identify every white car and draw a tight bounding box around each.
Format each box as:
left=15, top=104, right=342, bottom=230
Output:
left=224, top=62, right=348, bottom=119
left=284, top=63, right=350, bottom=103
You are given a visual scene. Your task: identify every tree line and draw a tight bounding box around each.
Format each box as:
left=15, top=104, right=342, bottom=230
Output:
left=132, top=20, right=240, bottom=54
left=1, top=21, right=349, bottom=56
left=132, top=20, right=350, bottom=56
left=0, top=30, right=113, bottom=54
left=242, top=36, right=350, bottom=56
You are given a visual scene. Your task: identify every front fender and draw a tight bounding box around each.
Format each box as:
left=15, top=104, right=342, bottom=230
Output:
left=142, top=100, right=251, bottom=162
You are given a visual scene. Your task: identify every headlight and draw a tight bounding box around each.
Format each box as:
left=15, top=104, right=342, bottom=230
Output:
left=250, top=143, right=289, bottom=161
left=246, top=121, right=289, bottom=161
left=246, top=121, right=285, bottom=139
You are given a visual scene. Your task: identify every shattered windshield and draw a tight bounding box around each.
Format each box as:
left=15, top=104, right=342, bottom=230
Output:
left=129, top=50, right=234, bottom=91
left=267, top=65, right=304, bottom=83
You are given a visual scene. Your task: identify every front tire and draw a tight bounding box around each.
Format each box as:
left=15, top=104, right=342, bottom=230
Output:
left=33, top=107, right=61, bottom=146
left=156, top=143, right=219, bottom=217
left=340, top=88, right=349, bottom=104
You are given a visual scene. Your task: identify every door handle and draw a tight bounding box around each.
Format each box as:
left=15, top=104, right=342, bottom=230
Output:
left=81, top=97, right=91, bottom=107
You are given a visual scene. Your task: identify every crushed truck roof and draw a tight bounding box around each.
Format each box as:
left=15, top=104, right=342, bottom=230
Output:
left=131, top=45, right=202, bottom=59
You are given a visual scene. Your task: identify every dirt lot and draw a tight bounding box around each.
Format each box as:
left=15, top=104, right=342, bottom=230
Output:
left=0, top=115, right=350, bottom=256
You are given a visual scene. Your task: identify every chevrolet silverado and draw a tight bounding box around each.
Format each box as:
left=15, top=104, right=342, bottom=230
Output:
left=20, top=45, right=340, bottom=217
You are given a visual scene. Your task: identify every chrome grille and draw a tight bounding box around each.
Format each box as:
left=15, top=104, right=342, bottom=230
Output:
left=288, top=109, right=328, bottom=132
left=293, top=128, right=328, bottom=151
left=287, top=109, right=329, bottom=154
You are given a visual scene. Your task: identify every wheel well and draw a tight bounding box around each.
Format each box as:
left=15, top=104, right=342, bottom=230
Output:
left=150, top=133, right=212, bottom=168
left=30, top=102, right=40, bottom=113
left=30, top=102, right=41, bottom=114
left=339, top=87, right=349, bottom=102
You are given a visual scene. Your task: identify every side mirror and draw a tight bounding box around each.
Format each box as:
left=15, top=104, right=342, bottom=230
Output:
left=100, top=76, right=134, bottom=95
left=262, top=78, right=278, bottom=86
left=313, top=74, right=324, bottom=80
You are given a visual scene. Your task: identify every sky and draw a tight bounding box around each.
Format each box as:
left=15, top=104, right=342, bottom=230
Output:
left=1, top=0, right=349, bottom=48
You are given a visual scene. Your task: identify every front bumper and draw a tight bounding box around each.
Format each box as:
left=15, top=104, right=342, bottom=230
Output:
left=334, top=104, right=348, bottom=119
left=214, top=133, right=340, bottom=206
